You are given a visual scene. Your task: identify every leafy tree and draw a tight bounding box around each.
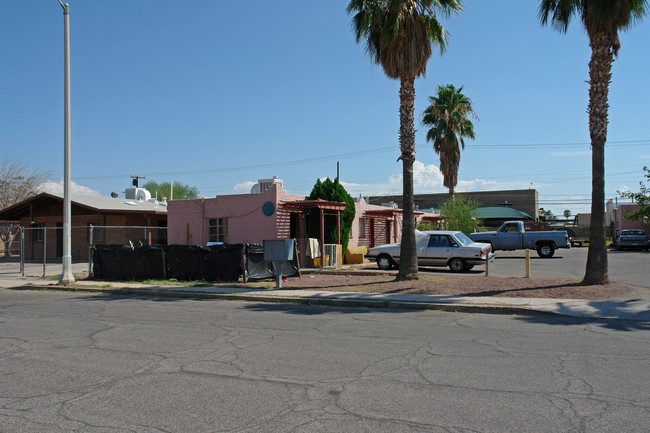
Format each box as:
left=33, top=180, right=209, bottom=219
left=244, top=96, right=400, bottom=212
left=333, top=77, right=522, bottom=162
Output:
left=347, top=0, right=462, bottom=281
left=563, top=209, right=572, bottom=219
left=308, top=178, right=356, bottom=253
left=421, top=84, right=477, bottom=197
left=539, top=208, right=556, bottom=222
left=618, top=166, right=650, bottom=222
left=143, top=180, right=199, bottom=200
left=439, top=195, right=482, bottom=236
left=538, top=0, right=648, bottom=285
left=0, top=159, right=51, bottom=209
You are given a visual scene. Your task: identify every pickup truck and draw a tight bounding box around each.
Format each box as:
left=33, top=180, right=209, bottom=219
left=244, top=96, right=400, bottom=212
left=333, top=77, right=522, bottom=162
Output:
left=469, top=221, right=570, bottom=258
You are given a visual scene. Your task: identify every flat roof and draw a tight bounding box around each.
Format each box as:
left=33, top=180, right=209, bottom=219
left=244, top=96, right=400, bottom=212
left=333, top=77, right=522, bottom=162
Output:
left=471, top=206, right=533, bottom=220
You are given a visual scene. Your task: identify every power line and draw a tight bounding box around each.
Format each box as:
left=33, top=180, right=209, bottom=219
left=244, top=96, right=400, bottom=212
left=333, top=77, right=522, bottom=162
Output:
left=69, top=139, right=648, bottom=181
left=463, top=139, right=650, bottom=149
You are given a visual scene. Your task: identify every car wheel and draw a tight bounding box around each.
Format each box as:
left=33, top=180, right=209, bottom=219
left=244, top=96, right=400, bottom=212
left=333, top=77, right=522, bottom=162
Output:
left=448, top=257, right=467, bottom=272
left=376, top=254, right=394, bottom=271
left=536, top=244, right=555, bottom=258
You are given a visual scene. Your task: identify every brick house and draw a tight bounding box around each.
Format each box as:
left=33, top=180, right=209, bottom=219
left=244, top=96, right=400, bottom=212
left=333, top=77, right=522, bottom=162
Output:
left=0, top=192, right=167, bottom=261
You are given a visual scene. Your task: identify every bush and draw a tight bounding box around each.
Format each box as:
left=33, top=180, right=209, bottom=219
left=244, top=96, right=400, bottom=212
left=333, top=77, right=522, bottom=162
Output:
left=439, top=195, right=483, bottom=236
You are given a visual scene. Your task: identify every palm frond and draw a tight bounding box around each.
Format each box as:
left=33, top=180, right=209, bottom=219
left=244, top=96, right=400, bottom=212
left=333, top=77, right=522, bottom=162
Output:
left=347, top=0, right=460, bottom=78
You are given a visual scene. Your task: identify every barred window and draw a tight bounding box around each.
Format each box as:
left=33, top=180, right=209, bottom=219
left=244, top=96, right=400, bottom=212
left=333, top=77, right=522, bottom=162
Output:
left=358, top=218, right=366, bottom=238
left=208, top=218, right=228, bottom=243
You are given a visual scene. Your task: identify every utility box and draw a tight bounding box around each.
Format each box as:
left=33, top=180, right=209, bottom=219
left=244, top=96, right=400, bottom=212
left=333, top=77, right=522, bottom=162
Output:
left=263, top=239, right=295, bottom=262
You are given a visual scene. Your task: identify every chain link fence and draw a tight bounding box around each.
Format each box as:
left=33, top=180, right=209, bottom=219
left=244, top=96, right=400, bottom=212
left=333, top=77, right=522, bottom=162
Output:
left=1, top=225, right=167, bottom=277
left=0, top=224, right=22, bottom=259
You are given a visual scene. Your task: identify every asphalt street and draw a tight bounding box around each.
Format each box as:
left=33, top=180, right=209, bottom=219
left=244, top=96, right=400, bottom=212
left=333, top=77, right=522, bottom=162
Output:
left=0, top=290, right=648, bottom=432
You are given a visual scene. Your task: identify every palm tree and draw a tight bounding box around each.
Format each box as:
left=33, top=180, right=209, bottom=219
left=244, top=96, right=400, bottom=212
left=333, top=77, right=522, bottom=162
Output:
left=538, top=0, right=647, bottom=285
left=421, top=84, right=477, bottom=197
left=347, top=0, right=462, bottom=281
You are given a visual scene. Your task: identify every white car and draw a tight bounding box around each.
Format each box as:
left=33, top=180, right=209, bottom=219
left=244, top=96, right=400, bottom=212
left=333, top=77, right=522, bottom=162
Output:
left=367, top=230, right=494, bottom=272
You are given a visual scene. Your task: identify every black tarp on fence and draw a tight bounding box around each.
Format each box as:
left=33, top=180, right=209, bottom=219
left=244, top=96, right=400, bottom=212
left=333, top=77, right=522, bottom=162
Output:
left=92, top=242, right=300, bottom=282
left=92, top=244, right=244, bottom=282
left=245, top=243, right=299, bottom=280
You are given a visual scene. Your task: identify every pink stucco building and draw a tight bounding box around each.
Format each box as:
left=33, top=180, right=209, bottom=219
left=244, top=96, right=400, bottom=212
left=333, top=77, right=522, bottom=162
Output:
left=611, top=203, right=650, bottom=238
left=167, top=184, right=305, bottom=246
left=167, top=183, right=438, bottom=265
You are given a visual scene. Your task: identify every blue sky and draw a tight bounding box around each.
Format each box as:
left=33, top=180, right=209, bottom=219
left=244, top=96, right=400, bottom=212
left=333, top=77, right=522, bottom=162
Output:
left=2, top=0, right=649, bottom=216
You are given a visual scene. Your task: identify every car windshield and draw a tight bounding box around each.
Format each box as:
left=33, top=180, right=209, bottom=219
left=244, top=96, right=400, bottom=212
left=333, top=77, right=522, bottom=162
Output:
left=621, top=230, right=645, bottom=236
left=453, top=232, right=474, bottom=246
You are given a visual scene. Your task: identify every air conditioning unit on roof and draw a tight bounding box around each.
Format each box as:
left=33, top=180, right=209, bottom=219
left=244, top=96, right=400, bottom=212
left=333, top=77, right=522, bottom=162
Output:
left=125, top=187, right=152, bottom=201
left=251, top=176, right=283, bottom=194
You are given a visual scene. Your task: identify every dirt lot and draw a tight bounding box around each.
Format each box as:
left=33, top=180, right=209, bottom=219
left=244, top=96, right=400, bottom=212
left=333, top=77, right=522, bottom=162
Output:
left=249, top=271, right=644, bottom=300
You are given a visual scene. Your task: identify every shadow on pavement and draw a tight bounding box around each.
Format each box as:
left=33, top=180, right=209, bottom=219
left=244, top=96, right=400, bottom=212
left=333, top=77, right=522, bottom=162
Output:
left=516, top=299, right=650, bottom=331
left=243, top=301, right=420, bottom=316
left=66, top=291, right=208, bottom=303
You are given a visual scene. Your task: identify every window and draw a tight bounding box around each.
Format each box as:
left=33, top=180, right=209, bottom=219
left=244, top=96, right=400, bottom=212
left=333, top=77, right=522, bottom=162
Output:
left=208, top=218, right=228, bottom=243
left=428, top=235, right=456, bottom=248
left=32, top=223, right=45, bottom=242
left=358, top=218, right=366, bottom=238
left=453, top=232, right=473, bottom=246
left=428, top=235, right=448, bottom=248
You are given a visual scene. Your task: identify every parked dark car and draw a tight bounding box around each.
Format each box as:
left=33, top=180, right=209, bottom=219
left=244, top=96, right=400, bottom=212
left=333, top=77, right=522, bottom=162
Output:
left=616, top=229, right=650, bottom=251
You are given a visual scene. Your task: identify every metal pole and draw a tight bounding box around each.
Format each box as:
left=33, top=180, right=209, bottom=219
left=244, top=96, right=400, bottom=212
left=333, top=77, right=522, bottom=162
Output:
left=59, top=1, right=74, bottom=283
left=20, top=227, right=25, bottom=277
left=274, top=261, right=282, bottom=288
left=43, top=227, right=47, bottom=277
left=88, top=225, right=93, bottom=277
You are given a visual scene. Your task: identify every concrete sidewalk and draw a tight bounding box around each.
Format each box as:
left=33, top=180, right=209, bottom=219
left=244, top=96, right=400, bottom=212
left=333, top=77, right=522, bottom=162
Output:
left=2, top=272, right=649, bottom=321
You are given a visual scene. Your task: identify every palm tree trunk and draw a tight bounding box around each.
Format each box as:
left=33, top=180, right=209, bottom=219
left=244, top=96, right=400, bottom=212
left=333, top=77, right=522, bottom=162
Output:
left=583, top=32, right=611, bottom=285
left=397, top=75, right=418, bottom=281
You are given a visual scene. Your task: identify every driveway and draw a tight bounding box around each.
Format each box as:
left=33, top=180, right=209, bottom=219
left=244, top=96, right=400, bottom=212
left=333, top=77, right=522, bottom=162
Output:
left=477, top=247, right=650, bottom=288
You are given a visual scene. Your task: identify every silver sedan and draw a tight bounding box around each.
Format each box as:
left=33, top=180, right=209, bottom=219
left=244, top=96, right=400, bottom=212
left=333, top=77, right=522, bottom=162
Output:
left=367, top=230, right=494, bottom=272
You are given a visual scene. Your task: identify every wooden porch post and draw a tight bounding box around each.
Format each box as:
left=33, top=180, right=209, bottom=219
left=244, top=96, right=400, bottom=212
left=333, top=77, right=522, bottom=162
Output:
left=319, top=207, right=325, bottom=270
left=394, top=214, right=398, bottom=243
left=336, top=210, right=341, bottom=244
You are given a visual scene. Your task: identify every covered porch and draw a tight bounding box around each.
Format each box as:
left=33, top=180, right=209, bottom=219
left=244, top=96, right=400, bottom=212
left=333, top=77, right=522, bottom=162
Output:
left=280, top=199, right=347, bottom=269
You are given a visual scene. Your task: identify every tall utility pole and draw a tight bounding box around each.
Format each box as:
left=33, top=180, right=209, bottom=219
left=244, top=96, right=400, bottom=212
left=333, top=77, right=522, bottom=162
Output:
left=59, top=0, right=74, bottom=283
